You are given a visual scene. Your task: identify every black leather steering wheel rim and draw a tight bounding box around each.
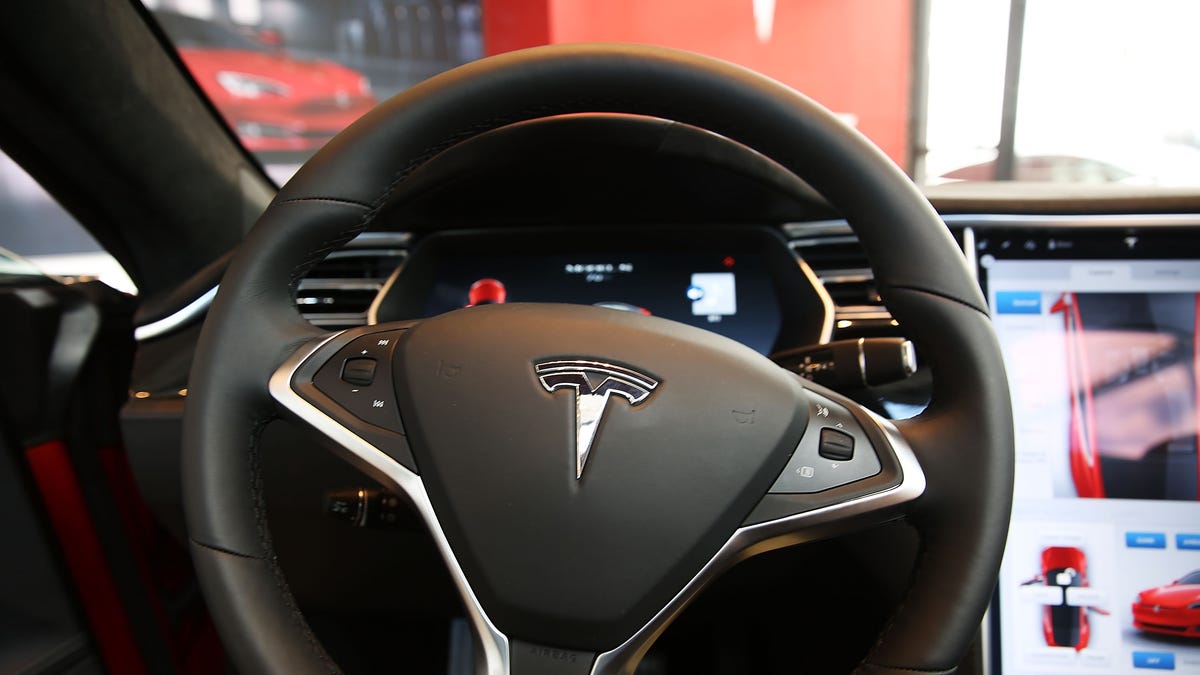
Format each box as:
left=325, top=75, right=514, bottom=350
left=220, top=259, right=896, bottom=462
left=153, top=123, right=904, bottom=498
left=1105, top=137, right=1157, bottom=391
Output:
left=183, top=43, right=1014, bottom=675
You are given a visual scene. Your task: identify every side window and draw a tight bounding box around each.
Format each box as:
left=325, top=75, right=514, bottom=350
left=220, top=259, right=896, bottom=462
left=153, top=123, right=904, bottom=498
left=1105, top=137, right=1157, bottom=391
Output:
left=0, top=149, right=137, bottom=294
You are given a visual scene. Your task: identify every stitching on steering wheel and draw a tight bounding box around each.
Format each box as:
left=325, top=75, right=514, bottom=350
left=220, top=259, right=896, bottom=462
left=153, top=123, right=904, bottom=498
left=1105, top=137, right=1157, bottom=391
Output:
left=860, top=664, right=956, bottom=675
left=285, top=99, right=663, bottom=289
left=364, top=100, right=632, bottom=214
left=189, top=539, right=257, bottom=559
left=282, top=101, right=622, bottom=292
left=881, top=283, right=989, bottom=317
left=248, top=417, right=273, bottom=554
left=858, top=530, right=932, bottom=673
left=276, top=196, right=375, bottom=209
left=247, top=414, right=343, bottom=673
left=289, top=218, right=372, bottom=292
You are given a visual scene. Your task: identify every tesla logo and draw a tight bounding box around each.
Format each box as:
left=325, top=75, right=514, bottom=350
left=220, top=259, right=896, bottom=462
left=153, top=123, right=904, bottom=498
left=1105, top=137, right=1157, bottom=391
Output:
left=752, top=0, right=776, bottom=43
left=534, top=359, right=659, bottom=479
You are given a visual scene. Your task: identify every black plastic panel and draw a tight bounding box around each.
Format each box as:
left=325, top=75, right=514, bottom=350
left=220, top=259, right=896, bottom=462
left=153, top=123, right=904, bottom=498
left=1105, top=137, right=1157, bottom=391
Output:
left=312, top=330, right=406, bottom=434
left=510, top=641, right=595, bottom=675
left=768, top=389, right=880, bottom=493
left=292, top=326, right=418, bottom=472
left=743, top=380, right=905, bottom=526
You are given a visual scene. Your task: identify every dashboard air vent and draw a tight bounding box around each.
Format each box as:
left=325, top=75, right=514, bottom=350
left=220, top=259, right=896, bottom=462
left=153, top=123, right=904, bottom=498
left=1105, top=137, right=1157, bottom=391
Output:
left=784, top=221, right=893, bottom=335
left=296, top=232, right=408, bottom=330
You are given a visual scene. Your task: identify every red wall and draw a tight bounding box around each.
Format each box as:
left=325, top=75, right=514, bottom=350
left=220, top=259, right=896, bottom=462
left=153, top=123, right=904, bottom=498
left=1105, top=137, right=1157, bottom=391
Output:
left=481, top=0, right=553, bottom=55
left=482, top=0, right=913, bottom=167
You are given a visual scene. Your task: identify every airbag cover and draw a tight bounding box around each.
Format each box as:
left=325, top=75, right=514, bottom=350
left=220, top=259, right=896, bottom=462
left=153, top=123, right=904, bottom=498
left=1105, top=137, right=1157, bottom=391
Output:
left=394, top=303, right=806, bottom=649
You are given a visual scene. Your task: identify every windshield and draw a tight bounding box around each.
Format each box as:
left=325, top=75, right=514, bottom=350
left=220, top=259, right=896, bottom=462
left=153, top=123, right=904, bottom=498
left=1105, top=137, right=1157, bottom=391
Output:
left=143, top=0, right=1200, bottom=190
left=154, top=9, right=268, bottom=51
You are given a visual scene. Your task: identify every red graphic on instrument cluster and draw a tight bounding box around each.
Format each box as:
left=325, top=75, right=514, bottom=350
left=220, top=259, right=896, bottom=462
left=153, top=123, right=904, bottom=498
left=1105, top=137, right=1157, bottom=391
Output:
left=466, top=279, right=507, bottom=306
left=1132, top=569, right=1200, bottom=638
left=1020, top=546, right=1109, bottom=650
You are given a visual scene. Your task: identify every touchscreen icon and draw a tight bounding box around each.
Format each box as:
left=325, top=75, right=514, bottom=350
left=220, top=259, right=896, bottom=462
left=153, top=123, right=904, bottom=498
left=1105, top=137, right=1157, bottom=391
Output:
left=1019, top=546, right=1110, bottom=651
left=688, top=272, right=737, bottom=319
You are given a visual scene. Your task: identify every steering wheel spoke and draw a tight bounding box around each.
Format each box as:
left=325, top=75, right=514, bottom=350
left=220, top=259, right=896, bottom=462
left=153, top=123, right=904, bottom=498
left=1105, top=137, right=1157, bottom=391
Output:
left=270, top=322, right=421, bottom=472
left=271, top=321, right=515, bottom=673
left=591, top=384, right=925, bottom=675
left=744, top=380, right=924, bottom=529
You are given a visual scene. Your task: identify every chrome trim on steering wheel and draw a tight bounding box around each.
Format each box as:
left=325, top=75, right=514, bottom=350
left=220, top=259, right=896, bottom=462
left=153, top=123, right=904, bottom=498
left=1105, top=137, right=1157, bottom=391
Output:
left=270, top=333, right=511, bottom=675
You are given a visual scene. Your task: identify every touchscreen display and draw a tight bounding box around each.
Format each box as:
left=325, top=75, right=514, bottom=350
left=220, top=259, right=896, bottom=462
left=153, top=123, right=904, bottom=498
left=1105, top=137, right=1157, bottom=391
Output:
left=422, top=252, right=782, bottom=354
left=985, top=248, right=1200, bottom=673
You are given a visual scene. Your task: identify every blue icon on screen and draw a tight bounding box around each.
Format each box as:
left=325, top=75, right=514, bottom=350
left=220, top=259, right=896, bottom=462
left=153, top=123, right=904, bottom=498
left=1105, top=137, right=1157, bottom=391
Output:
left=1123, top=530, right=1161, bottom=547
left=1126, top=532, right=1167, bottom=549
left=994, top=291, right=1041, bottom=314
left=1177, top=533, right=1200, bottom=550
left=1132, top=651, right=1174, bottom=670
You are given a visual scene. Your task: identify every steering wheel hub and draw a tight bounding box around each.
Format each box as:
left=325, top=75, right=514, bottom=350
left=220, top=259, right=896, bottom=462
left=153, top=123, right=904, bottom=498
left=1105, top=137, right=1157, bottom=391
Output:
left=395, top=303, right=806, bottom=648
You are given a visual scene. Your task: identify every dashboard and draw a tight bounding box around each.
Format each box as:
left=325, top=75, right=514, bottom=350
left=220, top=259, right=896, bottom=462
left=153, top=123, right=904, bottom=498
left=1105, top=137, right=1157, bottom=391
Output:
left=378, top=217, right=1200, bottom=674
left=123, top=211, right=1200, bottom=675
left=11, top=8, right=1199, bottom=672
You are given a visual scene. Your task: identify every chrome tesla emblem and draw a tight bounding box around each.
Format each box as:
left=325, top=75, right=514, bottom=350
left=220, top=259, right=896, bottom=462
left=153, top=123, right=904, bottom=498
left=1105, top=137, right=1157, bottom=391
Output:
left=534, top=359, right=659, bottom=479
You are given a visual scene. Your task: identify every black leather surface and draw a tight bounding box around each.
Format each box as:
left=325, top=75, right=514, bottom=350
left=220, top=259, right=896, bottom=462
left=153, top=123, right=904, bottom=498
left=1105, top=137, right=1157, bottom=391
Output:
left=184, top=200, right=350, bottom=556
left=856, top=664, right=956, bottom=675
left=191, top=542, right=339, bottom=675
left=857, top=289, right=1012, bottom=672
left=184, top=43, right=1013, bottom=674
left=183, top=202, right=349, bottom=671
left=371, top=113, right=830, bottom=228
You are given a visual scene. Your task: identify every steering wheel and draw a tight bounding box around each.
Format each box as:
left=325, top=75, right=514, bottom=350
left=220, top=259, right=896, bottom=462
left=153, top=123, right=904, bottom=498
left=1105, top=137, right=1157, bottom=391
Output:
left=183, top=44, right=1014, bottom=675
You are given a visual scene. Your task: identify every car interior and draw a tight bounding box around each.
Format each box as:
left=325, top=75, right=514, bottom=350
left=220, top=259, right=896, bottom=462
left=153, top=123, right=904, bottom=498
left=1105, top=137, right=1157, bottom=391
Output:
left=1, top=2, right=1198, bottom=675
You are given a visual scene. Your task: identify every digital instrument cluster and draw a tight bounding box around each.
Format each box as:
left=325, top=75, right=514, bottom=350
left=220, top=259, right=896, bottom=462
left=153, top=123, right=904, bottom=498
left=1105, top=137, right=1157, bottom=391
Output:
left=371, top=227, right=833, bottom=356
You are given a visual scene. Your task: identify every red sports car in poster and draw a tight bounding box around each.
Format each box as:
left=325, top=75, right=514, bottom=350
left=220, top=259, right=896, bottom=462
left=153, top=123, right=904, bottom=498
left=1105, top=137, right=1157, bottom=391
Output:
left=154, top=11, right=376, bottom=153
